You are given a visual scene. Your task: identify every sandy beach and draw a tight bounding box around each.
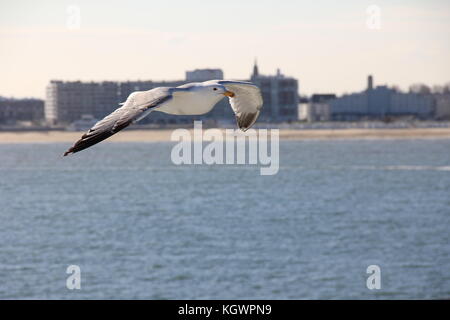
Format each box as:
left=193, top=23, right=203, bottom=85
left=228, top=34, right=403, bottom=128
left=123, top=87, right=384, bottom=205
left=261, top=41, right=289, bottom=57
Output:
left=0, top=127, right=449, bottom=143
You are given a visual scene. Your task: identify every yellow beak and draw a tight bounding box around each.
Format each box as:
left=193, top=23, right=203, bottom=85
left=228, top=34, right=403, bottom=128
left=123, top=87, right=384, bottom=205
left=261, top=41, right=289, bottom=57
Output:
left=223, top=90, right=235, bottom=97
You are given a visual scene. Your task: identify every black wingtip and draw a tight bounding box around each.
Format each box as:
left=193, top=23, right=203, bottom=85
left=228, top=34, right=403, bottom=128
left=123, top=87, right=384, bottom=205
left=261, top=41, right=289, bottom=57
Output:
left=63, top=147, right=74, bottom=157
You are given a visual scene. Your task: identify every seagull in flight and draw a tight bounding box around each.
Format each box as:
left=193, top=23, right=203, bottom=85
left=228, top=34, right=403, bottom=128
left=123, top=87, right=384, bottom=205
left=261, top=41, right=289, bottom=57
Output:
left=63, top=80, right=263, bottom=156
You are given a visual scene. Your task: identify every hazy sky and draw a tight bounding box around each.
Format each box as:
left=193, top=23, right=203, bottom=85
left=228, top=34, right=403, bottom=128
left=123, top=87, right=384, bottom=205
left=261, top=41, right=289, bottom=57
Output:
left=1, top=0, right=449, bottom=98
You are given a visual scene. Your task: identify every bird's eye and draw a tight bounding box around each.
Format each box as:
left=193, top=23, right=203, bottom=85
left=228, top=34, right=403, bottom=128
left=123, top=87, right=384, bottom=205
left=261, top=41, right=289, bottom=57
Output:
left=213, top=88, right=217, bottom=91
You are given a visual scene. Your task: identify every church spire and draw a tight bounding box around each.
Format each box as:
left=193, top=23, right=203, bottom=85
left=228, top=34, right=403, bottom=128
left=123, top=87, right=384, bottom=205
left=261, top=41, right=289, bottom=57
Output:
left=252, top=58, right=259, bottom=78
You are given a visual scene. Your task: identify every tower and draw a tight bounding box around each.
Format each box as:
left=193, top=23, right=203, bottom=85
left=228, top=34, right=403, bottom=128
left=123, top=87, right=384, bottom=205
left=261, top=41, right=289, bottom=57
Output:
left=252, top=59, right=259, bottom=78
left=367, top=75, right=374, bottom=91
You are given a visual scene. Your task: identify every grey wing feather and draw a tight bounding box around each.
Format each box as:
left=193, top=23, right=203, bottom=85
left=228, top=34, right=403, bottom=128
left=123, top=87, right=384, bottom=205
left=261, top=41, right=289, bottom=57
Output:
left=217, top=80, right=263, bottom=131
left=63, top=87, right=172, bottom=156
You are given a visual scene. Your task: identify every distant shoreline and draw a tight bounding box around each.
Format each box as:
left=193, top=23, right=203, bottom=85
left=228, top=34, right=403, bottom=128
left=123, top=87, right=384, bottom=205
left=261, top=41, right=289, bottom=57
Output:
left=0, top=127, right=449, bottom=143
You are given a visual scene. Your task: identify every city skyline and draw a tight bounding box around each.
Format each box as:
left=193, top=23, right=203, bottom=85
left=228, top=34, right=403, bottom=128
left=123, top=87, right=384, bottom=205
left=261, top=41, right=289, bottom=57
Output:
left=42, top=66, right=299, bottom=125
left=1, top=0, right=450, bottom=98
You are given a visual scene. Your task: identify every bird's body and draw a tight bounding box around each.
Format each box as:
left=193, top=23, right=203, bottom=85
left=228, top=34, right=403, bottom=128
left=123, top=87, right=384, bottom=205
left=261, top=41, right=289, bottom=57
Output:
left=157, top=85, right=224, bottom=115
left=63, top=80, right=263, bottom=156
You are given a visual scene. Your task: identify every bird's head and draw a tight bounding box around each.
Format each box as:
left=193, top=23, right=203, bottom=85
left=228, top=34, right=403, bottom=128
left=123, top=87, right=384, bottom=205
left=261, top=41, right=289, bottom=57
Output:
left=201, top=84, right=235, bottom=98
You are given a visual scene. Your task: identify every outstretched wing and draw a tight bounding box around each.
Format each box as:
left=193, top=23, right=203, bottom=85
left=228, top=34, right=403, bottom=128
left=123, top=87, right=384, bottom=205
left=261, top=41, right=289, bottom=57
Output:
left=63, top=87, right=172, bottom=156
left=218, top=80, right=263, bottom=131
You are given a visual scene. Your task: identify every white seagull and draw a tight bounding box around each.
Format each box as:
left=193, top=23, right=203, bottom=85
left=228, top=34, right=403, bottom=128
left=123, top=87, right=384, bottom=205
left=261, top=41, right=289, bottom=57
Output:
left=63, top=80, right=263, bottom=156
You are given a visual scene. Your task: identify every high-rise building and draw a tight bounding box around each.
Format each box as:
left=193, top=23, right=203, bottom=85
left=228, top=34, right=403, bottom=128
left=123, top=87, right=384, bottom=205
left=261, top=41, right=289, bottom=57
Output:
left=45, top=81, right=119, bottom=125
left=330, top=76, right=435, bottom=120
left=186, top=69, right=224, bottom=82
left=0, top=98, right=44, bottom=125
left=303, top=94, right=336, bottom=122
left=434, top=94, right=450, bottom=120
left=250, top=61, right=299, bottom=122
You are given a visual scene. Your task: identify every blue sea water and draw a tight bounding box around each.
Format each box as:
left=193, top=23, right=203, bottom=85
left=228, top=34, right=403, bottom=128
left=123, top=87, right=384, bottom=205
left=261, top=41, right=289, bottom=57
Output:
left=0, top=139, right=449, bottom=299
